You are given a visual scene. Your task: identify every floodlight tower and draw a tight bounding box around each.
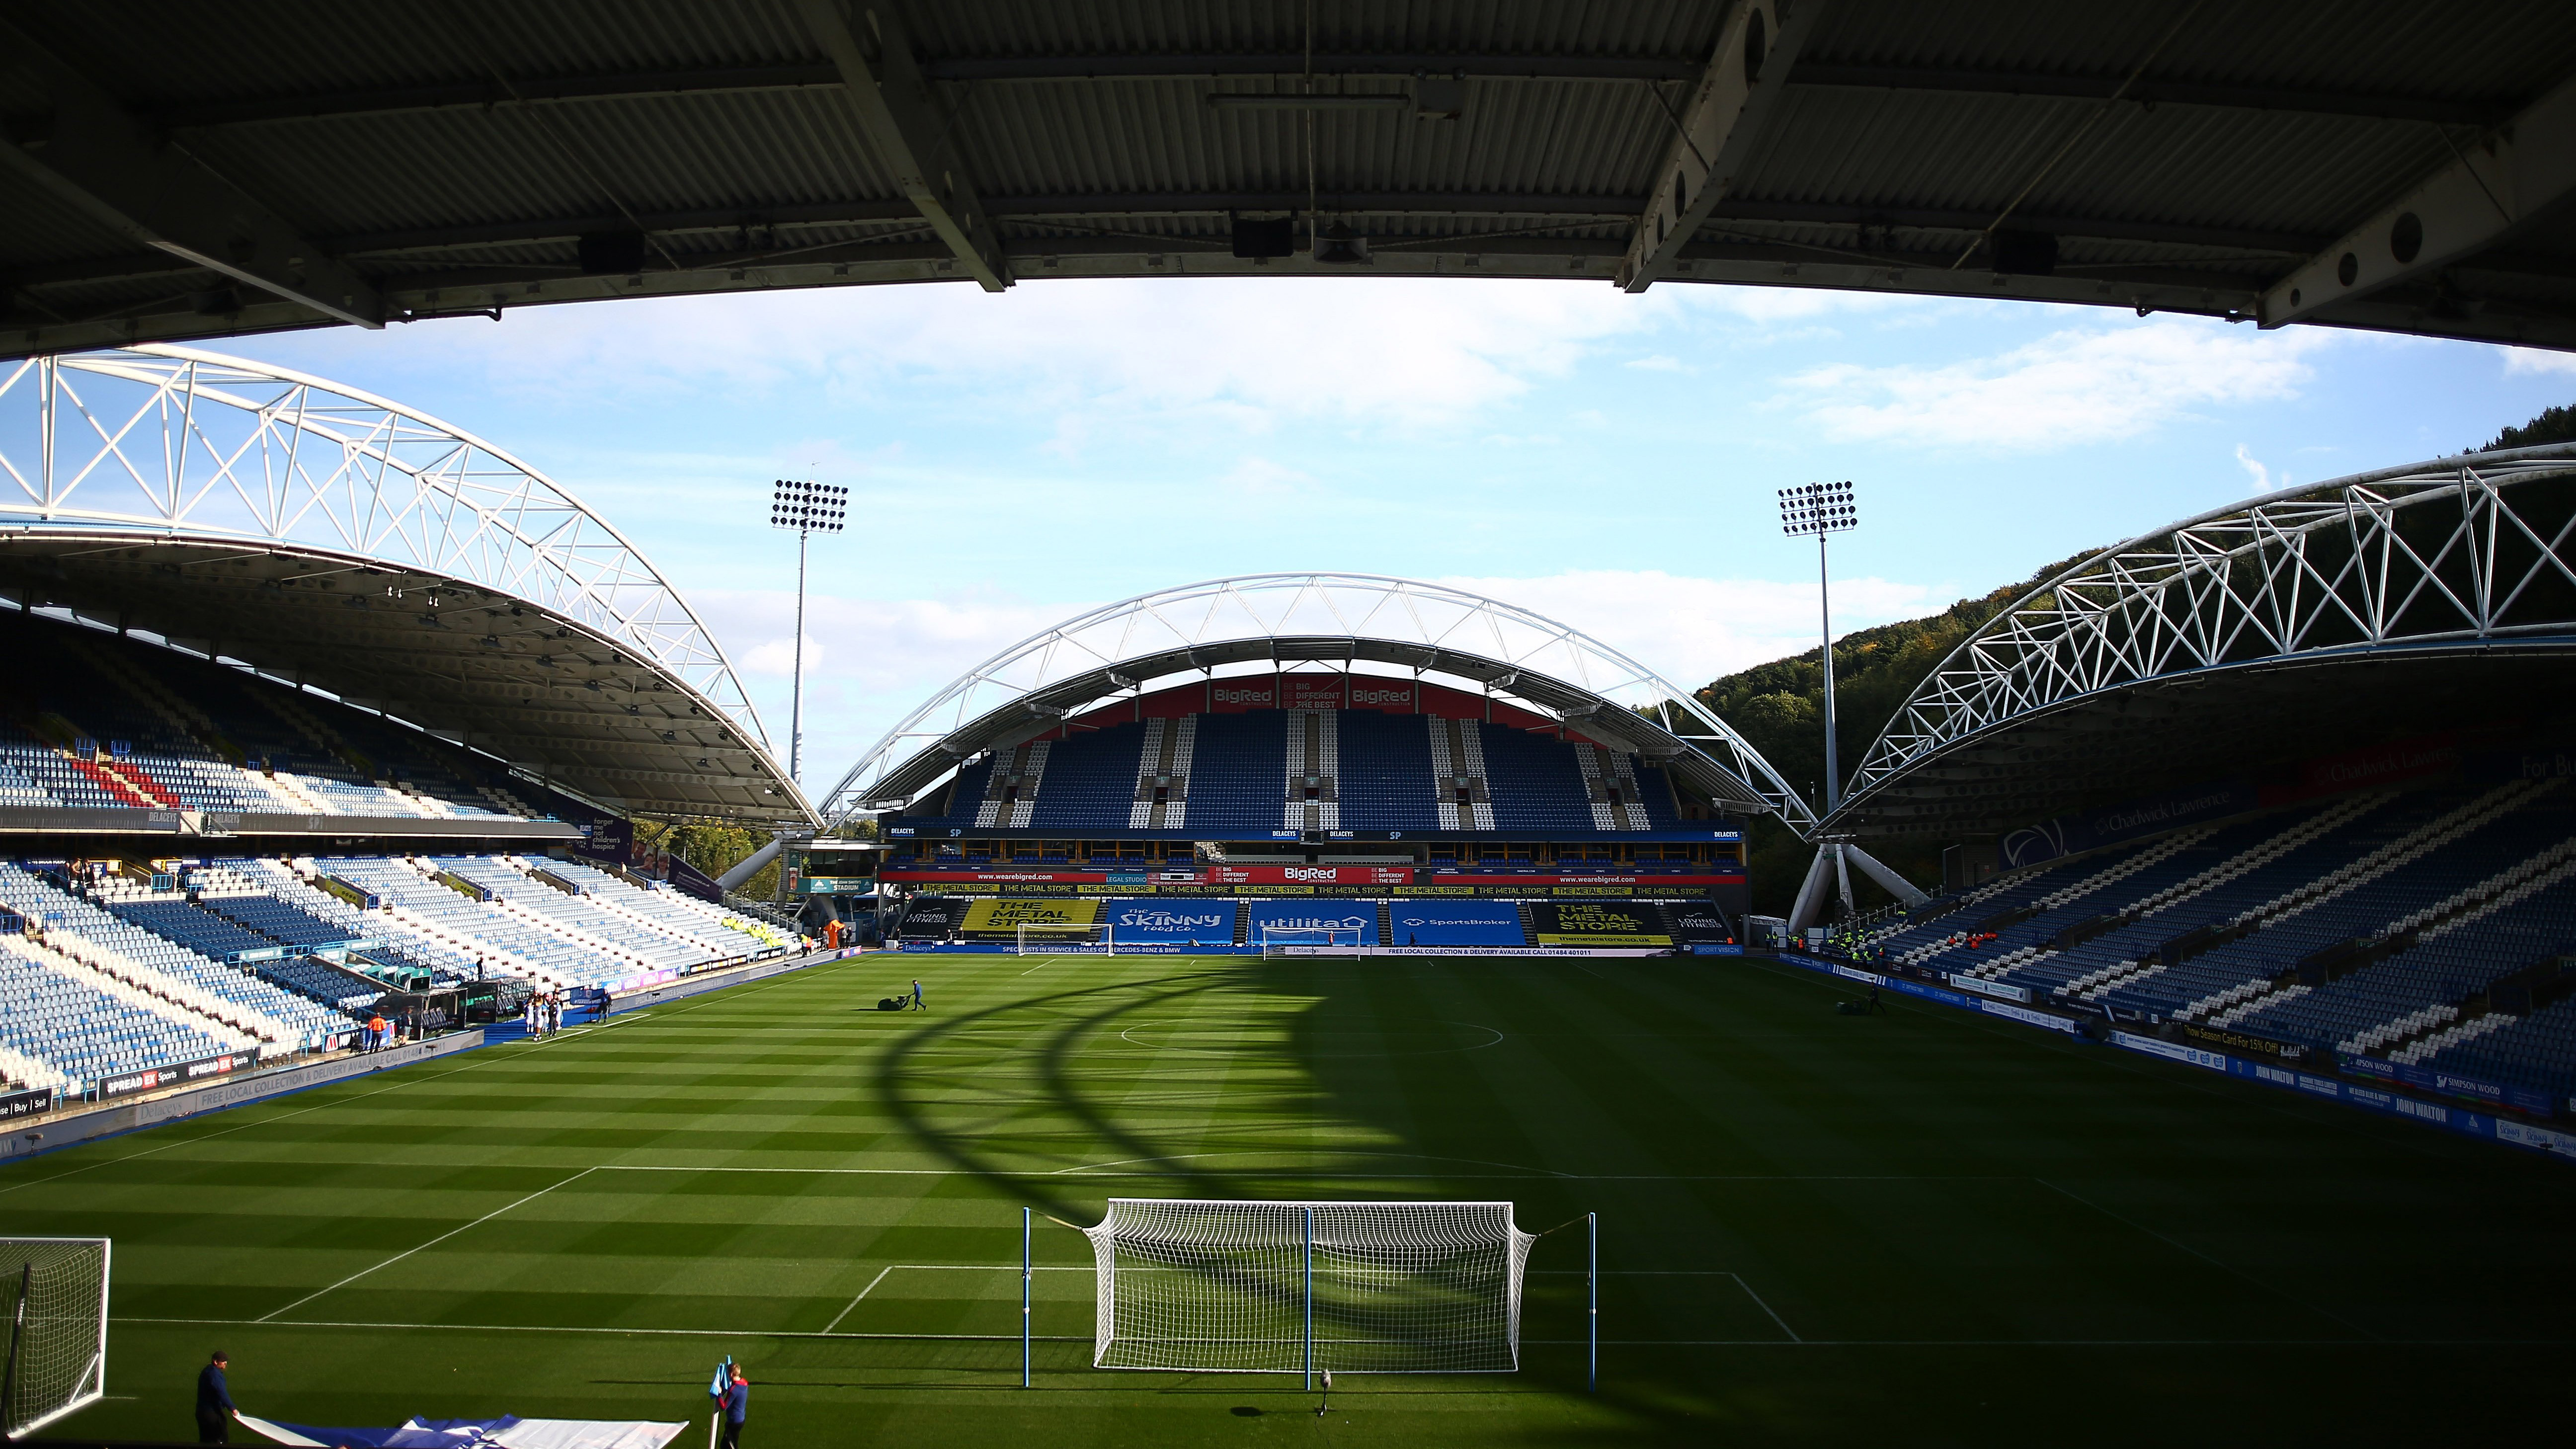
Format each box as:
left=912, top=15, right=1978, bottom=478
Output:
left=1775, top=482, right=1932, bottom=939
left=1778, top=481, right=1857, bottom=811
left=770, top=478, right=847, bottom=786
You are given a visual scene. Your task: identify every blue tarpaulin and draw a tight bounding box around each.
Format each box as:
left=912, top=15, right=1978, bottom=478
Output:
left=241, top=1413, right=686, bottom=1449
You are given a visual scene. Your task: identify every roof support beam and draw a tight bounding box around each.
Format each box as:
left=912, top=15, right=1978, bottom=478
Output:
left=1617, top=0, right=1821, bottom=292
left=795, top=0, right=1011, bottom=292
left=0, top=20, right=383, bottom=329
left=2260, top=73, right=2576, bottom=329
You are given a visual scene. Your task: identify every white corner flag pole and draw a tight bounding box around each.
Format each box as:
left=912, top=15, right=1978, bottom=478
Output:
left=1589, top=1211, right=1599, bottom=1394
left=1021, top=1206, right=1033, bottom=1388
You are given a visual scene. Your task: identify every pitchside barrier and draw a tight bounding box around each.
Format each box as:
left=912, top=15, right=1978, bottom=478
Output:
left=1762, top=951, right=2576, bottom=1163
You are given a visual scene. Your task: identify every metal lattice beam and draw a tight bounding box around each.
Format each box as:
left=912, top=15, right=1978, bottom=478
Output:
left=0, top=344, right=792, bottom=814
left=812, top=572, right=1815, bottom=832
left=1841, top=445, right=2576, bottom=823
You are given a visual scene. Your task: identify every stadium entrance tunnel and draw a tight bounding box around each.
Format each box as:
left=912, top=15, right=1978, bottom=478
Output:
left=1832, top=447, right=2576, bottom=842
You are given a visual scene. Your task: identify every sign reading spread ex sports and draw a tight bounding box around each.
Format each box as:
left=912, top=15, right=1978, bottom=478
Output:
left=961, top=898, right=1102, bottom=931
left=1530, top=901, right=1672, bottom=946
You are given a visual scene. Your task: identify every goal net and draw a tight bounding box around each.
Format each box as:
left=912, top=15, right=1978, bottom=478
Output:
left=1259, top=926, right=1363, bottom=956
left=0, top=1239, right=108, bottom=1438
left=1016, top=922, right=1109, bottom=954
left=1083, top=1200, right=1534, bottom=1374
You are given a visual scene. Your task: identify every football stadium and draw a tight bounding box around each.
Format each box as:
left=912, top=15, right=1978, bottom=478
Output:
left=5, top=3, right=2576, bottom=1447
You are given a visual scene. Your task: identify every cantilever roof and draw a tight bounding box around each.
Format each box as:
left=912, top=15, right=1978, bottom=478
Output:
left=4, top=0, right=2574, bottom=358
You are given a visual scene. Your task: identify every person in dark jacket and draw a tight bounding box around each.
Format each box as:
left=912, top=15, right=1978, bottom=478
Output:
left=195, top=1350, right=235, bottom=1444
left=719, top=1365, right=749, bottom=1449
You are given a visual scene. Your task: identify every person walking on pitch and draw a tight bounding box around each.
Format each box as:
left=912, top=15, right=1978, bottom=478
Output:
left=910, top=978, right=923, bottom=1011
left=195, top=1350, right=236, bottom=1444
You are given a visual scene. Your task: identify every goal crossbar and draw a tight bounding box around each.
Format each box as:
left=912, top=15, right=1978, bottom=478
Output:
left=1082, top=1199, right=1534, bottom=1375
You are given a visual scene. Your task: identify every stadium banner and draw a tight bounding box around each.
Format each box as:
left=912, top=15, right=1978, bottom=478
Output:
left=2111, top=1030, right=2230, bottom=1072
left=2002, top=780, right=2260, bottom=869
left=1208, top=679, right=1277, bottom=712
left=892, top=897, right=968, bottom=936
left=1244, top=900, right=1379, bottom=945
left=1431, top=872, right=1744, bottom=887
left=0, top=1085, right=53, bottom=1121
left=1102, top=899, right=1236, bottom=944
left=1981, top=1000, right=2081, bottom=1033
left=2335, top=1053, right=2558, bottom=1115
left=1205, top=865, right=1414, bottom=886
left=1947, top=973, right=2033, bottom=1004
left=1384, top=900, right=1527, bottom=947
left=1529, top=901, right=1671, bottom=946
left=883, top=869, right=1112, bottom=884
left=2183, top=1024, right=2307, bottom=1060
left=1665, top=904, right=1738, bottom=945
left=100, top=1047, right=259, bottom=1100
left=1762, top=955, right=2566, bottom=1160
left=961, top=898, right=1102, bottom=933
left=1690, top=943, right=1746, bottom=956
left=1281, top=945, right=1666, bottom=958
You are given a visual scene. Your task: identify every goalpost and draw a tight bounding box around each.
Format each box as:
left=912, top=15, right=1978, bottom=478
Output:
left=1082, top=1200, right=1537, bottom=1377
left=0, top=1239, right=108, bottom=1439
left=1016, top=922, right=1111, bottom=955
left=1258, top=926, right=1364, bottom=957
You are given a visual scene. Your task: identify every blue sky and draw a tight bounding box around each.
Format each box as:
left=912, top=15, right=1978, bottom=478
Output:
left=213, top=278, right=2576, bottom=790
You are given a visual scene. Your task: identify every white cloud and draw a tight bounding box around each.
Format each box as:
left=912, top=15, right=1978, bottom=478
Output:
left=1783, top=320, right=2326, bottom=450
left=1219, top=456, right=1317, bottom=496
left=354, top=277, right=1670, bottom=429
left=1431, top=569, right=1938, bottom=689
left=2501, top=346, right=2576, bottom=376
left=2233, top=443, right=2287, bottom=493
left=1625, top=354, right=1686, bottom=371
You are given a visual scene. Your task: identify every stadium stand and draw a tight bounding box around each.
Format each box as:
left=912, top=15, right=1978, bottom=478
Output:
left=1851, top=775, right=2576, bottom=1111
left=0, top=610, right=570, bottom=822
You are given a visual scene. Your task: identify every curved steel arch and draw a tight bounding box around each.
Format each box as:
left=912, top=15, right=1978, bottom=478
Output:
left=0, top=344, right=777, bottom=760
left=1840, top=444, right=2576, bottom=824
left=815, top=571, right=1815, bottom=831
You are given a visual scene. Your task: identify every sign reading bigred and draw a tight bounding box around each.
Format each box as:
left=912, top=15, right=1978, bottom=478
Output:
left=1202, top=865, right=1415, bottom=886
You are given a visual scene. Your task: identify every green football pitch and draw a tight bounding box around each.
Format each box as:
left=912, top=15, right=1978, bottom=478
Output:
left=5, top=951, right=2571, bottom=1446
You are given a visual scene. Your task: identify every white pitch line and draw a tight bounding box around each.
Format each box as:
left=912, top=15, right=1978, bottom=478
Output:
left=1728, top=1272, right=1802, bottom=1343
left=256, top=1166, right=597, bottom=1322
left=113, top=1318, right=2538, bottom=1349
left=818, top=1266, right=892, bottom=1335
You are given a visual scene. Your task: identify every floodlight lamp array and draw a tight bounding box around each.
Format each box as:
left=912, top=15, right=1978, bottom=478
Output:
left=1779, top=481, right=1858, bottom=536
left=771, top=478, right=848, bottom=533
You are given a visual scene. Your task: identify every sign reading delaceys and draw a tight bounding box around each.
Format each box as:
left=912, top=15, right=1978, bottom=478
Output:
left=99, top=1049, right=258, bottom=1100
